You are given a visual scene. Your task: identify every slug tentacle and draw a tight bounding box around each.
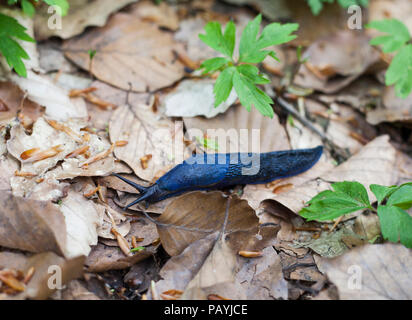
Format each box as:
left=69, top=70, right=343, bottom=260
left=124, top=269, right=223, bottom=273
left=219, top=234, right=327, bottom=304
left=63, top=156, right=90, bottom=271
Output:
left=113, top=146, right=323, bottom=209
left=112, top=173, right=147, bottom=193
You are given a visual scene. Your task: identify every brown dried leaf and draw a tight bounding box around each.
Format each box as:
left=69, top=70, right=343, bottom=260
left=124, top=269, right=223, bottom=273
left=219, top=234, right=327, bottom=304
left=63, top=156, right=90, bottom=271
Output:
left=0, top=192, right=66, bottom=255
left=109, top=102, right=187, bottom=181
left=294, top=31, right=380, bottom=93
left=315, top=243, right=412, bottom=299
left=34, top=0, right=137, bottom=40
left=64, top=13, right=185, bottom=92
left=0, top=251, right=84, bottom=300
left=183, top=104, right=290, bottom=153
left=158, top=192, right=259, bottom=256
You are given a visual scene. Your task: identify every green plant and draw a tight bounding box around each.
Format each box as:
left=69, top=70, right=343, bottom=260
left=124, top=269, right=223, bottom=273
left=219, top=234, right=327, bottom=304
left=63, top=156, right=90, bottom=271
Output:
left=307, top=0, right=368, bottom=15
left=0, top=0, right=69, bottom=77
left=367, top=19, right=412, bottom=98
left=7, top=0, right=69, bottom=17
left=299, top=181, right=412, bottom=248
left=198, top=14, right=298, bottom=118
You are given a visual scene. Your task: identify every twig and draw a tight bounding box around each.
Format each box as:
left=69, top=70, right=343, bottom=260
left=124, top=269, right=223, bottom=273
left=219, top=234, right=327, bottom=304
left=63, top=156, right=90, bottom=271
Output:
left=275, top=96, right=351, bottom=163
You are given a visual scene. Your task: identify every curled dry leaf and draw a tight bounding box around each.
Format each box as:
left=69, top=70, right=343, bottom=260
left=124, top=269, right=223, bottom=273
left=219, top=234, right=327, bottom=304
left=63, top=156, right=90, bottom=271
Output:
left=235, top=246, right=288, bottom=300
left=0, top=251, right=84, bottom=300
left=0, top=82, right=44, bottom=126
left=59, top=190, right=103, bottom=258
left=63, top=12, right=185, bottom=92
left=127, top=0, right=179, bottom=31
left=315, top=243, right=412, bottom=299
left=157, top=191, right=259, bottom=256
left=181, top=238, right=245, bottom=300
left=367, top=86, right=412, bottom=125
left=34, top=0, right=138, bottom=40
left=294, top=31, right=380, bottom=93
left=109, top=102, right=188, bottom=181
left=0, top=192, right=66, bottom=255
left=161, top=79, right=237, bottom=118
left=85, top=243, right=156, bottom=273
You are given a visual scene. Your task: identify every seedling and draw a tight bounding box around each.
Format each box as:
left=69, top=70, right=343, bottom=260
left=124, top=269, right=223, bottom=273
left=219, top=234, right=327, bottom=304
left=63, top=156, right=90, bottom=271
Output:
left=199, top=14, right=299, bottom=118
left=367, top=18, right=412, bottom=98
left=300, top=181, right=412, bottom=248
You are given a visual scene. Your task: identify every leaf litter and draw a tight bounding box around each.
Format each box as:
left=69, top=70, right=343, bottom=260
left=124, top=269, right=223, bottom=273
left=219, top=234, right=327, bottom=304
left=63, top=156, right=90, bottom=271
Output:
left=0, top=0, right=412, bottom=301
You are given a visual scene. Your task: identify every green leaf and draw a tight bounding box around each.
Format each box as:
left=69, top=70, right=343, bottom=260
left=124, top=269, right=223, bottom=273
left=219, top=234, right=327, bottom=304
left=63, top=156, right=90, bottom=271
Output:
left=223, top=20, right=236, bottom=58
left=385, top=44, right=412, bottom=98
left=22, top=0, right=35, bottom=17
left=377, top=205, right=412, bottom=248
left=308, top=0, right=368, bottom=15
left=257, top=22, right=299, bottom=49
left=386, top=185, right=412, bottom=210
left=370, top=184, right=398, bottom=204
left=236, top=64, right=270, bottom=84
left=0, top=13, right=34, bottom=77
left=200, top=57, right=229, bottom=75
left=43, top=0, right=69, bottom=16
left=332, top=181, right=370, bottom=206
left=239, top=14, right=298, bottom=63
left=232, top=69, right=274, bottom=118
left=214, top=66, right=235, bottom=107
left=239, top=14, right=262, bottom=63
left=199, top=21, right=235, bottom=59
left=299, top=181, right=371, bottom=221
left=366, top=19, right=410, bottom=53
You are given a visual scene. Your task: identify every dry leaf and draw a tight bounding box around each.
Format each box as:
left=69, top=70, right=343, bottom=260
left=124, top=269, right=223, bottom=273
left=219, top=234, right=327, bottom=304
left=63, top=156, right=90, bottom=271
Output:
left=59, top=190, right=103, bottom=258
left=183, top=103, right=290, bottom=153
left=161, top=79, right=237, bottom=118
left=0, top=192, right=66, bottom=255
left=157, top=192, right=259, bottom=256
left=128, top=0, right=179, bottom=31
left=294, top=31, right=380, bottom=93
left=315, top=243, right=412, bottom=299
left=0, top=251, right=84, bottom=300
left=34, top=0, right=138, bottom=40
left=109, top=102, right=187, bottom=181
left=64, top=13, right=185, bottom=92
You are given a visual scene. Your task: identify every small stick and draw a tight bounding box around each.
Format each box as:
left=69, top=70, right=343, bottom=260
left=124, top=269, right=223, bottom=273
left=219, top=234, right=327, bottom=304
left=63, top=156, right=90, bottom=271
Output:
left=275, top=96, right=351, bottom=162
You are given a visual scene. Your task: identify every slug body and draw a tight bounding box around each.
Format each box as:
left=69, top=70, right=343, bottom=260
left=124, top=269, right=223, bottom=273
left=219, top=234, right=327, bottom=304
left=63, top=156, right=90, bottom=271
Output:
left=114, top=146, right=323, bottom=209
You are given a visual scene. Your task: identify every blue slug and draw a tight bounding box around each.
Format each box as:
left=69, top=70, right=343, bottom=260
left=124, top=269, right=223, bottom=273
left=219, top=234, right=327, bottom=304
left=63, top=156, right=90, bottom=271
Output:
left=114, top=146, right=323, bottom=209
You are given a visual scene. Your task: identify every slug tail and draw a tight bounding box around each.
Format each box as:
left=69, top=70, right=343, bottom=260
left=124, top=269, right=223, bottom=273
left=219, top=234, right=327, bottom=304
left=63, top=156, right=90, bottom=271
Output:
left=113, top=173, right=147, bottom=193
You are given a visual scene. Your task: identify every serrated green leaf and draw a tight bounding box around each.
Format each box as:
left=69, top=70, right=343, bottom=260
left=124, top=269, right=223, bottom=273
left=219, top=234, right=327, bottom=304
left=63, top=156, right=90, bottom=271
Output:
left=43, top=0, right=69, bottom=16
left=332, top=181, right=370, bottom=206
left=386, top=185, right=412, bottom=210
left=239, top=14, right=262, bottom=63
left=308, top=0, right=368, bottom=15
left=214, top=66, right=235, bottom=107
left=22, top=0, right=35, bottom=17
left=366, top=19, right=410, bottom=53
left=223, top=20, right=236, bottom=58
left=257, top=22, right=299, bottom=49
left=299, top=181, right=371, bottom=221
left=385, top=44, right=412, bottom=98
left=370, top=184, right=398, bottom=204
left=239, top=15, right=298, bottom=64
left=236, top=64, right=270, bottom=84
left=0, top=13, right=34, bottom=77
left=232, top=69, right=274, bottom=118
left=377, top=205, right=412, bottom=248
left=0, top=13, right=35, bottom=42
left=200, top=57, right=229, bottom=75
left=199, top=21, right=235, bottom=59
